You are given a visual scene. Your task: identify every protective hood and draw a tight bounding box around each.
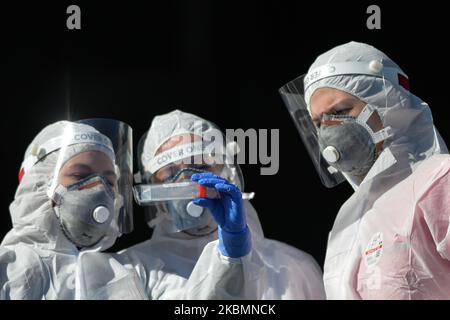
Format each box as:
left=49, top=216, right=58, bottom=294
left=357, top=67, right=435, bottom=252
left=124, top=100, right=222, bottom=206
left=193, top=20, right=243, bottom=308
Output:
left=281, top=41, right=448, bottom=234
left=2, top=121, right=122, bottom=253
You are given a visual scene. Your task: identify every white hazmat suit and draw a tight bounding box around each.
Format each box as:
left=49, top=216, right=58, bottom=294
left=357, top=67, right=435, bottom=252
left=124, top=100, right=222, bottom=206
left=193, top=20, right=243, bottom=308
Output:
left=116, top=110, right=326, bottom=299
left=1, top=119, right=262, bottom=300
left=281, top=41, right=450, bottom=299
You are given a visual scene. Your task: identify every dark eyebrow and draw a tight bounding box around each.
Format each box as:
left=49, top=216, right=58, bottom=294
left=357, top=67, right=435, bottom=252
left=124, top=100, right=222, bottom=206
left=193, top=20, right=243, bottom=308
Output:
left=312, top=98, right=358, bottom=122
left=67, top=164, right=116, bottom=178
left=332, top=100, right=356, bottom=110
left=68, top=163, right=92, bottom=172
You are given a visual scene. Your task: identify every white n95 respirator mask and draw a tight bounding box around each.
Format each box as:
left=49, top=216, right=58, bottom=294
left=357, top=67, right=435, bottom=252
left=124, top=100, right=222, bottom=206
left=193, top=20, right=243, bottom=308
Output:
left=51, top=174, right=116, bottom=248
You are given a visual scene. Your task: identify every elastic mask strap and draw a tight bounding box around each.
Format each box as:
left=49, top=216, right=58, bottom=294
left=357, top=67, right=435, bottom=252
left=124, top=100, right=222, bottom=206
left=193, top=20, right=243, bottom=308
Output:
left=356, top=104, right=393, bottom=144
left=50, top=184, right=68, bottom=210
left=372, top=127, right=394, bottom=144
left=356, top=104, right=375, bottom=123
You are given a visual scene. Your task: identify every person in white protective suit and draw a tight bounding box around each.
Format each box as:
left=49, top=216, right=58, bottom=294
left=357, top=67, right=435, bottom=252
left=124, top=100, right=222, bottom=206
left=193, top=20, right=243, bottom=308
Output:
left=1, top=118, right=270, bottom=300
left=116, top=109, right=325, bottom=299
left=279, top=41, right=450, bottom=299
left=0, top=119, right=151, bottom=299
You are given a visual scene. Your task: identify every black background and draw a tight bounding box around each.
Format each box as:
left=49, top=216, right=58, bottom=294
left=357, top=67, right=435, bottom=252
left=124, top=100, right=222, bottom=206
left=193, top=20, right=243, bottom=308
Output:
left=1, top=1, right=449, bottom=267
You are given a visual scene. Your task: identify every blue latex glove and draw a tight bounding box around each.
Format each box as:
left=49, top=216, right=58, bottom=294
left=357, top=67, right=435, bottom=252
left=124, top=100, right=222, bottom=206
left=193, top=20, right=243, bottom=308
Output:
left=191, top=172, right=251, bottom=258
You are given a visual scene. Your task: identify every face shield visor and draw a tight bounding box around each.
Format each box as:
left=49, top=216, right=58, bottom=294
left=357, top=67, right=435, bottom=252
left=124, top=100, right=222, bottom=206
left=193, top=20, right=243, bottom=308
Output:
left=75, top=119, right=134, bottom=234
left=134, top=133, right=244, bottom=233
left=279, top=74, right=346, bottom=188
left=22, top=119, right=134, bottom=243
left=279, top=62, right=408, bottom=188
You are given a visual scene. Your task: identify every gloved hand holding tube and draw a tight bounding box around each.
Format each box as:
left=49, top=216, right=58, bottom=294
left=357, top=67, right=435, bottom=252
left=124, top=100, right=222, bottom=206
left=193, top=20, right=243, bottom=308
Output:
left=191, top=172, right=251, bottom=258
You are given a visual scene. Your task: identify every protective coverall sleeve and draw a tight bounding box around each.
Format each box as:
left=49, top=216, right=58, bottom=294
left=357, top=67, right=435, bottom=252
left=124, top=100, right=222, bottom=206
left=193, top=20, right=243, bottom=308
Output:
left=156, top=240, right=262, bottom=300
left=419, top=169, right=450, bottom=261
left=188, top=240, right=263, bottom=300
left=0, top=244, right=47, bottom=300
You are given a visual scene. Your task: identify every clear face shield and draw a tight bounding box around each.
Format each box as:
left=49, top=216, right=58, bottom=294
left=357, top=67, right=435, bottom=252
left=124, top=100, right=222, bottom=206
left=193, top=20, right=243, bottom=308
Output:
left=280, top=66, right=401, bottom=189
left=134, top=134, right=244, bottom=234
left=42, top=119, right=133, bottom=248
left=279, top=74, right=346, bottom=188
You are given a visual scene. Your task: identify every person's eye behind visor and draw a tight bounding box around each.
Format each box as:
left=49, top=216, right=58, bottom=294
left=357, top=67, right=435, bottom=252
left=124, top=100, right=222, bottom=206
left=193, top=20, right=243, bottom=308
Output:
left=153, top=154, right=225, bottom=183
